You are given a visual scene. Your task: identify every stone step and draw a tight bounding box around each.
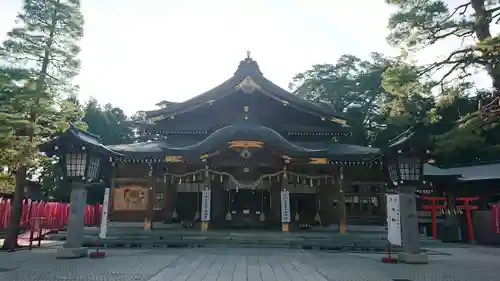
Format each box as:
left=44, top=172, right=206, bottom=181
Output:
left=78, top=237, right=402, bottom=251
left=46, top=226, right=449, bottom=252
left=48, top=231, right=390, bottom=240
left=46, top=233, right=388, bottom=245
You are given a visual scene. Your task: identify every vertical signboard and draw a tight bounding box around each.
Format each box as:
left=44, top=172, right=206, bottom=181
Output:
left=98, top=188, right=110, bottom=239
left=386, top=194, right=402, bottom=245
left=201, top=189, right=211, bottom=221
left=493, top=204, right=500, bottom=234
left=281, top=190, right=291, bottom=223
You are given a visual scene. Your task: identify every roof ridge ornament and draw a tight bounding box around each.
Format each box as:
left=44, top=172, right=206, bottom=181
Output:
left=234, top=52, right=263, bottom=76
left=236, top=76, right=261, bottom=93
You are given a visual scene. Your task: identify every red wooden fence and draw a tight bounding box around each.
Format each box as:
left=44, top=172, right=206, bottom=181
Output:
left=0, top=198, right=102, bottom=230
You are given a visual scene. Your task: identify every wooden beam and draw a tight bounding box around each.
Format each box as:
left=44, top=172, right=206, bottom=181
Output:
left=115, top=178, right=149, bottom=184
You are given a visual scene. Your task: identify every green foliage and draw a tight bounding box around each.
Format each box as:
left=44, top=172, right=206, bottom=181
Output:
left=0, top=0, right=85, bottom=170
left=292, top=50, right=500, bottom=165
left=382, top=0, right=500, bottom=164
left=2, top=0, right=84, bottom=93
left=292, top=53, right=395, bottom=145
left=386, top=0, right=500, bottom=87
left=83, top=98, right=135, bottom=145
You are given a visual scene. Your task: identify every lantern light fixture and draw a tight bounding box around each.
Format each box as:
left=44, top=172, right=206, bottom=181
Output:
left=39, top=123, right=123, bottom=184
left=386, top=125, right=430, bottom=187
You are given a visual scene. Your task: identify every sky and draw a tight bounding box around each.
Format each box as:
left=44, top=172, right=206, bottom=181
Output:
left=0, top=0, right=491, bottom=115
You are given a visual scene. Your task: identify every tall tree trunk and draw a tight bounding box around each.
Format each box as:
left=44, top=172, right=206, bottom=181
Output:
left=471, top=0, right=500, bottom=93
left=3, top=166, right=27, bottom=250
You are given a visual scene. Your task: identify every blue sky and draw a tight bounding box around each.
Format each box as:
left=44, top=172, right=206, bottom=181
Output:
left=0, top=0, right=489, bottom=115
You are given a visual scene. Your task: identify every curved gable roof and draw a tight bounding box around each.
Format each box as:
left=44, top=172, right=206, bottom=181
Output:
left=145, top=56, right=347, bottom=124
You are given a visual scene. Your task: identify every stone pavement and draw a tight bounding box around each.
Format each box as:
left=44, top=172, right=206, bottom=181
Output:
left=0, top=246, right=499, bottom=281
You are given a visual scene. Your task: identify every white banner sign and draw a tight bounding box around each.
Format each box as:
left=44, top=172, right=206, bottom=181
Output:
left=281, top=191, right=291, bottom=223
left=386, top=194, right=402, bottom=245
left=201, top=189, right=211, bottom=221
left=99, top=188, right=110, bottom=239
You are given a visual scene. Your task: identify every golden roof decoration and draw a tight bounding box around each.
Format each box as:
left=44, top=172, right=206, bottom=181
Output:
left=331, top=117, right=347, bottom=125
left=229, top=140, right=264, bottom=148
left=164, top=156, right=183, bottom=163
left=309, top=158, right=328, bottom=164
left=236, top=76, right=261, bottom=93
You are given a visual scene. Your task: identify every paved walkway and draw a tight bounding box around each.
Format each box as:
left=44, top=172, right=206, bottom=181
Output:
left=0, top=246, right=499, bottom=281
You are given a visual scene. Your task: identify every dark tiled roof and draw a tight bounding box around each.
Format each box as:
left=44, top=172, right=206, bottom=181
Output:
left=145, top=57, right=346, bottom=121
left=40, top=123, right=123, bottom=158
left=423, top=163, right=500, bottom=181
left=107, top=125, right=381, bottom=160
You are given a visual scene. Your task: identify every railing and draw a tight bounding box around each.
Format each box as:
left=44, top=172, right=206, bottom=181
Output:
left=0, top=198, right=102, bottom=230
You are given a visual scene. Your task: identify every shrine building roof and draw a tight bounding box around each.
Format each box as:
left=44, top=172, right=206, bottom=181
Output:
left=107, top=124, right=381, bottom=164
left=40, top=123, right=123, bottom=158
left=423, top=162, right=500, bottom=182
left=145, top=54, right=347, bottom=125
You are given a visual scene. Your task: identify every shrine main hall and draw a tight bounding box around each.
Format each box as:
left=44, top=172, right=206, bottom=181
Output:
left=105, top=55, right=387, bottom=231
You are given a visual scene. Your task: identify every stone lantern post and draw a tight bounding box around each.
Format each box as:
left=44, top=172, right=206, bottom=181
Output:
left=40, top=124, right=121, bottom=258
left=385, top=125, right=430, bottom=264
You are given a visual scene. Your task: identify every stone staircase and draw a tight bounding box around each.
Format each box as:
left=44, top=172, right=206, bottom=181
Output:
left=44, top=224, right=446, bottom=252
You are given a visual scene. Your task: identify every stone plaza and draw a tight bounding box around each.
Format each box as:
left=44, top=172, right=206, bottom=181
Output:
left=0, top=246, right=498, bottom=281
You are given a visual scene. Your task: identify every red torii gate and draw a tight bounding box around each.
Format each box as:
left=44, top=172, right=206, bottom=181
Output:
left=421, top=196, right=446, bottom=240
left=421, top=196, right=479, bottom=242
left=456, top=197, right=479, bottom=243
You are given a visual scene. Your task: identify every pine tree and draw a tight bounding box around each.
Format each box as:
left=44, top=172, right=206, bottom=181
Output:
left=0, top=68, right=31, bottom=193
left=0, top=0, right=84, bottom=250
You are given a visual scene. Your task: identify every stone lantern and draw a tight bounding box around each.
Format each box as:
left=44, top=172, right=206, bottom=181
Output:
left=385, top=125, right=430, bottom=264
left=40, top=124, right=122, bottom=258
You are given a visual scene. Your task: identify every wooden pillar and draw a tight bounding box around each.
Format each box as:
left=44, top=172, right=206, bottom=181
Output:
left=211, top=181, right=224, bottom=228
left=367, top=186, right=374, bottom=218
left=319, top=172, right=337, bottom=227
left=319, top=183, right=334, bottom=226
left=338, top=166, right=347, bottom=233
left=270, top=181, right=281, bottom=227
left=144, top=164, right=154, bottom=230
left=162, top=174, right=174, bottom=223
